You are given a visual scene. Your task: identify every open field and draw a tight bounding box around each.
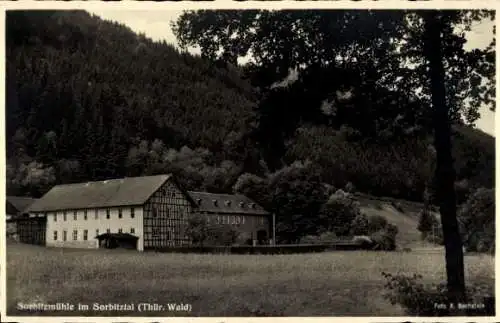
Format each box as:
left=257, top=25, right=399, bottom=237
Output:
left=7, top=242, right=494, bottom=316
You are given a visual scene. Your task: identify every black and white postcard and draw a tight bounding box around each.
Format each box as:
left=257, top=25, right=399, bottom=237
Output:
left=1, top=0, right=497, bottom=320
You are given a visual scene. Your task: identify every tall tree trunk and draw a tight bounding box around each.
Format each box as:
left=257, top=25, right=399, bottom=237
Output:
left=423, top=11, right=466, bottom=305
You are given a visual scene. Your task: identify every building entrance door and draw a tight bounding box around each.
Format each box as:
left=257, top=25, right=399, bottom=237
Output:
left=256, top=230, right=268, bottom=245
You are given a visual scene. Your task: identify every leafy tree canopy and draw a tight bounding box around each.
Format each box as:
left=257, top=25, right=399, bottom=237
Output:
left=173, top=9, right=495, bottom=131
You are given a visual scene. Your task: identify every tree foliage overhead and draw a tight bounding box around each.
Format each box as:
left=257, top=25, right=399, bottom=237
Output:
left=173, top=9, right=495, bottom=121
left=174, top=10, right=495, bottom=178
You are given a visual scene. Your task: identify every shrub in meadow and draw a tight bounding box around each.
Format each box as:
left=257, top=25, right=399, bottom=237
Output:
left=185, top=214, right=211, bottom=247
left=370, top=226, right=397, bottom=251
left=206, top=225, right=240, bottom=246
left=350, top=214, right=398, bottom=250
left=367, top=214, right=388, bottom=233
left=318, top=189, right=361, bottom=236
left=349, top=213, right=371, bottom=236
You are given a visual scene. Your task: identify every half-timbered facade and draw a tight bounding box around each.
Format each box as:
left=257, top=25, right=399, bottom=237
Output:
left=143, top=180, right=193, bottom=249
left=24, top=174, right=272, bottom=251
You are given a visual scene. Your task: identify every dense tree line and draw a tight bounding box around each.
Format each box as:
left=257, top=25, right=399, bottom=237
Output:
left=233, top=162, right=398, bottom=246
left=6, top=10, right=258, bottom=196
left=6, top=10, right=494, bottom=208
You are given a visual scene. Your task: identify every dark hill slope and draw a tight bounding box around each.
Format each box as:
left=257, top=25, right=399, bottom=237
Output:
left=7, top=10, right=258, bottom=161
left=286, top=124, right=494, bottom=202
left=6, top=10, right=495, bottom=203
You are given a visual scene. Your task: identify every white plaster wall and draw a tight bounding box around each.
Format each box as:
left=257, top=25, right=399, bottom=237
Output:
left=43, top=206, right=144, bottom=251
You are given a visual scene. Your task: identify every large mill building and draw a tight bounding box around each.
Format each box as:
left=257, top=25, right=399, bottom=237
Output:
left=24, top=174, right=274, bottom=251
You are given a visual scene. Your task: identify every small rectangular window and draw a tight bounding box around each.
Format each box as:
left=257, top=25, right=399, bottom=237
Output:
left=95, top=209, right=98, bottom=220
left=84, top=210, right=88, bottom=220
left=118, top=208, right=122, bottom=219
left=63, top=212, right=67, bottom=221
left=54, top=214, right=57, bottom=222
left=106, top=209, right=110, bottom=219
left=118, top=228, right=123, bottom=233
left=130, top=228, right=135, bottom=234
left=83, top=230, right=88, bottom=241
left=53, top=231, right=58, bottom=241
left=96, top=229, right=99, bottom=237
left=131, top=208, right=135, bottom=218
left=73, top=211, right=77, bottom=221
left=63, top=231, right=67, bottom=241
left=73, top=230, right=78, bottom=241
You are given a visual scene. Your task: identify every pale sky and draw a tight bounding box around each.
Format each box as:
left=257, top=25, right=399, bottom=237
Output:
left=88, top=9, right=496, bottom=136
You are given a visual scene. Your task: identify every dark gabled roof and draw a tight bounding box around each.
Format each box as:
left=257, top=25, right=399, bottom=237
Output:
left=6, top=201, right=18, bottom=216
left=6, top=196, right=37, bottom=214
left=26, top=174, right=174, bottom=213
left=188, top=191, right=269, bottom=215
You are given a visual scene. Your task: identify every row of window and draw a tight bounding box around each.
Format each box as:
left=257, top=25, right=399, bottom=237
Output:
left=210, top=215, right=246, bottom=225
left=52, top=208, right=136, bottom=222
left=208, top=215, right=265, bottom=226
left=53, top=228, right=136, bottom=241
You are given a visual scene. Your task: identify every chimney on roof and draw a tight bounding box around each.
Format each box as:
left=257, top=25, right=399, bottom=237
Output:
left=225, top=200, right=231, bottom=207
left=196, top=198, right=202, bottom=205
left=239, top=202, right=244, bottom=208
left=212, top=199, right=218, bottom=206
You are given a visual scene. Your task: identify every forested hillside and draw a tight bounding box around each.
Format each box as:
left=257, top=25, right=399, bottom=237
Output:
left=6, top=10, right=494, bottom=206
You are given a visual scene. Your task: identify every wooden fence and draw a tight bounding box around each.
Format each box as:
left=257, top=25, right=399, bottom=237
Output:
left=145, top=241, right=368, bottom=254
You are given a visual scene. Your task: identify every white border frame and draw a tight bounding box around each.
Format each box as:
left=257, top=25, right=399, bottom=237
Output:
left=0, top=1, right=498, bottom=322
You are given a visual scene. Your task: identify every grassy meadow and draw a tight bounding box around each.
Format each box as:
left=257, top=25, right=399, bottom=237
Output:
left=7, top=242, right=494, bottom=316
